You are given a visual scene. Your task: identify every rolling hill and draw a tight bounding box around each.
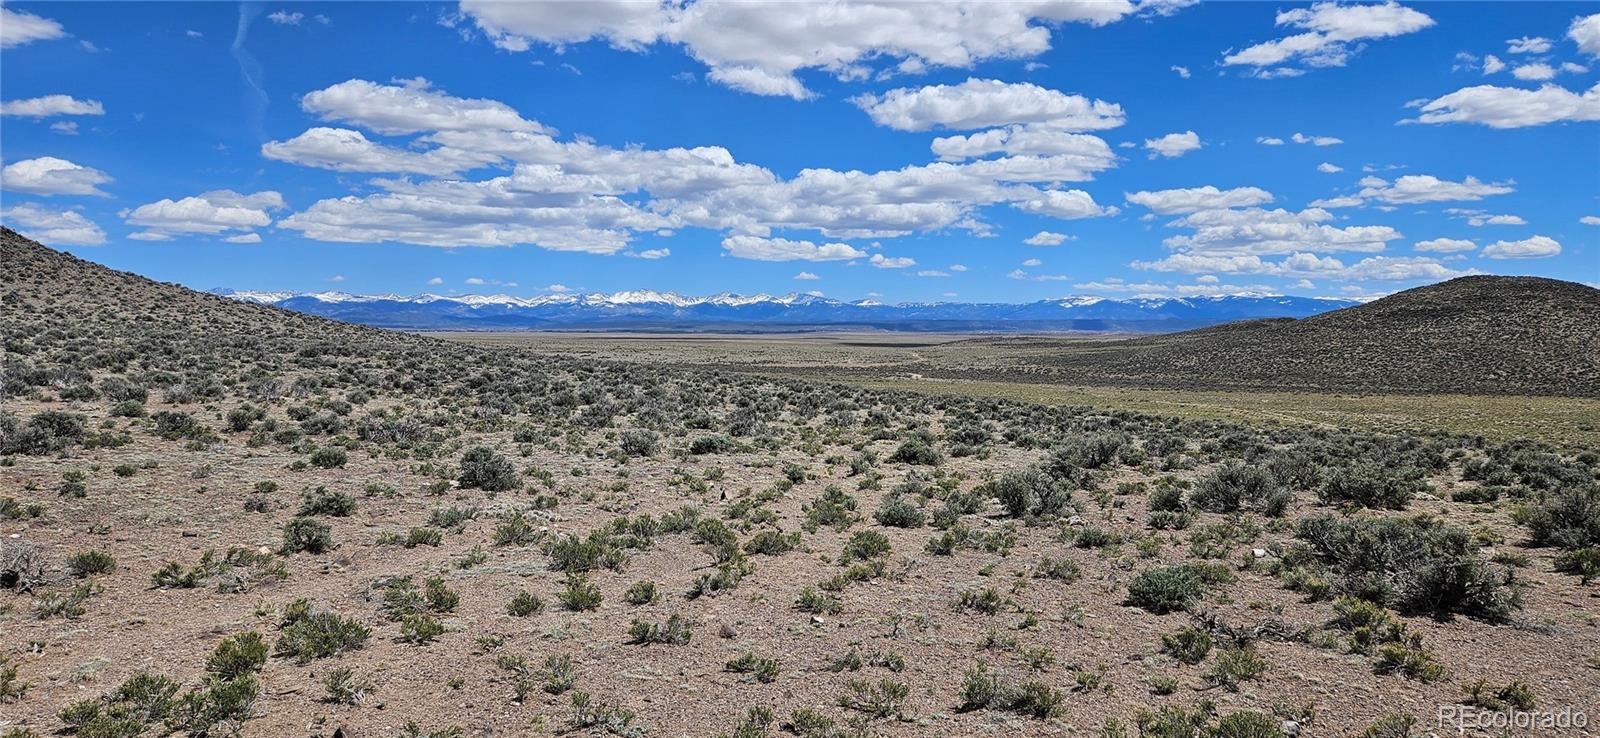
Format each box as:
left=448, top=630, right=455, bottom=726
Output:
left=1032, top=275, right=1600, bottom=396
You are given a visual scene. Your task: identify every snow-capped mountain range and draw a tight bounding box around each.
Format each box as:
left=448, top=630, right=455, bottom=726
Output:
left=210, top=289, right=1358, bottom=333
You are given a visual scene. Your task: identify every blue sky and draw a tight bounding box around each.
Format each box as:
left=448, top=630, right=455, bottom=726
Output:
left=2, top=1, right=1597, bottom=304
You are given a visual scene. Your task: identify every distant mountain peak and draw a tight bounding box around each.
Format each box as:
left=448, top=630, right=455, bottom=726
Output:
left=206, top=287, right=1359, bottom=333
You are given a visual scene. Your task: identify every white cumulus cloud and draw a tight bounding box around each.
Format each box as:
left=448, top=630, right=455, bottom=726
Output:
left=1125, top=185, right=1275, bottom=214
left=1572, top=13, right=1600, bottom=56
left=1356, top=174, right=1512, bottom=203
left=0, top=203, right=106, bottom=245
left=720, top=235, right=866, bottom=262
left=299, top=78, right=548, bottom=136
left=1506, top=36, right=1552, bottom=54
left=1, top=156, right=113, bottom=196
left=1406, top=81, right=1600, bottom=128
left=123, top=190, right=285, bottom=239
left=459, top=0, right=1138, bottom=99
left=1024, top=230, right=1069, bottom=246
left=1, top=7, right=66, bottom=49
left=0, top=95, right=105, bottom=118
left=1144, top=130, right=1201, bottom=158
left=1481, top=235, right=1561, bottom=259
left=854, top=79, right=1125, bottom=132
left=1222, top=1, right=1434, bottom=75
left=1413, top=237, right=1476, bottom=252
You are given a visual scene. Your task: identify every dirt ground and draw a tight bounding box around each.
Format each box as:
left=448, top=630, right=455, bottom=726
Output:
left=4, top=386, right=1598, bottom=738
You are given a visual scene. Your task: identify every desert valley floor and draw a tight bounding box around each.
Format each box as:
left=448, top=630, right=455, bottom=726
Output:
left=3, top=232, right=1599, bottom=738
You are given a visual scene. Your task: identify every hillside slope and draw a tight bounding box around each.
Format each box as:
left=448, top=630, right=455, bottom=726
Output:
left=1040, top=276, right=1600, bottom=396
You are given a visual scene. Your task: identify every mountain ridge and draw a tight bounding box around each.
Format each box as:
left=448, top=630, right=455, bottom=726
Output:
left=208, top=287, right=1360, bottom=333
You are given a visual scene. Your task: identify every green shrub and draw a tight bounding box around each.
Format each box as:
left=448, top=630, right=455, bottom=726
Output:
left=1032, top=556, right=1081, bottom=582
left=33, top=580, right=100, bottom=619
left=619, top=429, right=659, bottom=457
left=1149, top=478, right=1187, bottom=512
left=540, top=655, right=578, bottom=694
left=689, top=435, right=735, bottom=455
left=1134, top=704, right=1216, bottom=738
left=67, top=550, right=116, bottom=577
left=628, top=613, right=692, bottom=645
left=458, top=446, right=519, bottom=491
left=721, top=706, right=774, bottom=738
left=955, top=587, right=1011, bottom=615
left=492, top=511, right=538, bottom=546
left=3, top=411, right=86, bottom=455
left=743, top=530, right=799, bottom=556
left=1192, top=462, right=1286, bottom=516
left=280, top=516, right=334, bottom=554
left=796, top=586, right=842, bottom=615
left=1296, top=514, right=1521, bottom=621
left=1160, top=626, right=1213, bottom=665
left=957, top=662, right=1064, bottom=719
left=381, top=576, right=458, bottom=620
left=1523, top=484, right=1600, bottom=549
left=323, top=667, right=373, bottom=705
left=558, top=574, right=603, bottom=611
left=569, top=691, right=643, bottom=735
left=1554, top=547, right=1600, bottom=583
left=168, top=673, right=260, bottom=736
left=152, top=561, right=201, bottom=589
left=838, top=679, right=908, bottom=719
left=725, top=652, right=780, bottom=683
left=508, top=590, right=544, bottom=616
left=205, top=632, right=268, bottom=679
left=804, top=485, right=860, bottom=531
left=308, top=447, right=348, bottom=469
left=990, top=466, right=1074, bottom=519
left=1359, top=714, right=1417, bottom=738
left=889, top=438, right=943, bottom=466
left=688, top=559, right=752, bottom=598
left=275, top=607, right=370, bottom=663
left=0, top=657, right=28, bottom=704
left=874, top=495, right=925, bottom=528
left=1319, top=463, right=1427, bottom=510
left=1126, top=565, right=1206, bottom=614
left=399, top=614, right=445, bottom=644
left=298, top=486, right=356, bottom=516
left=1055, top=433, right=1128, bottom=470
left=840, top=530, right=891, bottom=564
left=623, top=580, right=659, bottom=605
left=152, top=411, right=204, bottom=441
left=545, top=530, right=628, bottom=572
left=1211, top=711, right=1285, bottom=738
left=1205, top=647, right=1268, bottom=691
left=1375, top=641, right=1446, bottom=682
left=57, top=672, right=183, bottom=737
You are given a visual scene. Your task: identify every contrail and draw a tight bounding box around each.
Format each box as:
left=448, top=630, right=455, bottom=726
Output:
left=231, top=1, right=268, bottom=141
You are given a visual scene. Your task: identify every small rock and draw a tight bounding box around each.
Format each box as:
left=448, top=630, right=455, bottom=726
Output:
left=1282, top=720, right=1301, bottom=737
left=1251, top=548, right=1267, bottom=559
left=809, top=616, right=824, bottom=626
left=1067, top=516, right=1085, bottom=526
